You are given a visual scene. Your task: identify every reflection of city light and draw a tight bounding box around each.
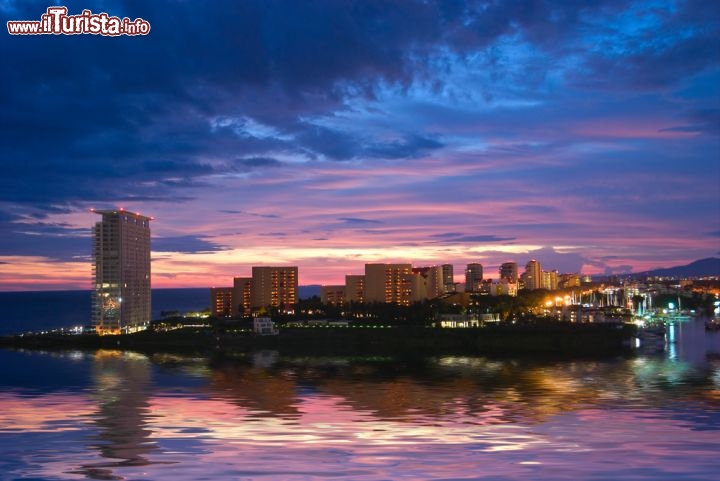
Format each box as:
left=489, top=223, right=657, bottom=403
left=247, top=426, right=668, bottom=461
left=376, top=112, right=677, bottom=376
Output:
left=146, top=395, right=547, bottom=450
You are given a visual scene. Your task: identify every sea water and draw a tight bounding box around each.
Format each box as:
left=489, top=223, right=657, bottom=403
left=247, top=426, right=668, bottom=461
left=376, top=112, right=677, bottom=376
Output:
left=0, top=318, right=719, bottom=480
left=0, top=289, right=210, bottom=336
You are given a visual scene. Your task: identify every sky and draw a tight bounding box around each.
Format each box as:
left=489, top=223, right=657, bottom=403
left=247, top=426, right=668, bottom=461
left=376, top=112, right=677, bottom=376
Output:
left=1, top=0, right=719, bottom=290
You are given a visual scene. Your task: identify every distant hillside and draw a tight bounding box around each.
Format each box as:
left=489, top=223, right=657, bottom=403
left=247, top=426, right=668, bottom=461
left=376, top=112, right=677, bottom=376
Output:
left=636, top=257, right=720, bottom=277
left=299, top=284, right=321, bottom=299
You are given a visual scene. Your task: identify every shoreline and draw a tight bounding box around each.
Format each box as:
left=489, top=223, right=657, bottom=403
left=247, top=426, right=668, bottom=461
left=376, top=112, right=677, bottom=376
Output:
left=0, top=323, right=638, bottom=358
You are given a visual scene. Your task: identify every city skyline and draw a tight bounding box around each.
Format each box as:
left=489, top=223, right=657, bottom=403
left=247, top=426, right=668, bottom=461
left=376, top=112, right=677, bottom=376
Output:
left=1, top=1, right=718, bottom=291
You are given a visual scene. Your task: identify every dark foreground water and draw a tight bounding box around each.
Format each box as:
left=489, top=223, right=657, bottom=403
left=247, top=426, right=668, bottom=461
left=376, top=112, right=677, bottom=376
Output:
left=1, top=320, right=719, bottom=481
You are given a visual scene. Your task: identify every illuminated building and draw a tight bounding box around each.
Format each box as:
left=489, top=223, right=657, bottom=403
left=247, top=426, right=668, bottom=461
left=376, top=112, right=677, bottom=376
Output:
left=210, top=287, right=233, bottom=317
left=251, top=266, right=298, bottom=313
left=321, top=285, right=346, bottom=305
left=490, top=279, right=518, bottom=297
left=442, top=264, right=455, bottom=293
left=232, top=276, right=252, bottom=316
left=91, top=209, right=152, bottom=334
left=345, top=274, right=365, bottom=303
left=560, top=273, right=581, bottom=289
left=523, top=259, right=542, bottom=290
left=542, top=269, right=559, bottom=290
left=427, top=265, right=445, bottom=299
left=412, top=266, right=444, bottom=300
left=465, top=263, right=483, bottom=292
left=364, top=263, right=412, bottom=305
left=499, top=262, right=518, bottom=282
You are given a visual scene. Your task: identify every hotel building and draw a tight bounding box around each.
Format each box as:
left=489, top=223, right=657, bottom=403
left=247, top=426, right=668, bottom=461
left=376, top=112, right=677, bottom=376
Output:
left=321, top=285, right=346, bottom=305
left=92, top=209, right=152, bottom=334
left=233, top=276, right=252, bottom=316
left=364, top=263, right=412, bottom=305
left=412, top=266, right=445, bottom=300
left=442, top=264, right=455, bottom=293
left=345, top=274, right=365, bottom=303
left=542, top=269, right=559, bottom=290
left=210, top=287, right=234, bottom=317
left=523, top=260, right=543, bottom=290
left=465, top=263, right=483, bottom=292
left=251, top=266, right=298, bottom=313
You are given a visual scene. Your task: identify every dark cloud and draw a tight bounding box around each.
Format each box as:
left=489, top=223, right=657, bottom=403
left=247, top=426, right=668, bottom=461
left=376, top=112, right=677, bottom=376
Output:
left=2, top=0, right=716, bottom=207
left=433, top=234, right=516, bottom=243
left=0, top=219, right=90, bottom=261
left=292, top=126, right=445, bottom=161
left=564, top=0, right=720, bottom=92
left=659, top=109, right=720, bottom=136
left=1, top=0, right=610, bottom=207
left=512, top=205, right=558, bottom=215
left=143, top=159, right=214, bottom=174
left=296, top=126, right=360, bottom=160
left=430, top=232, right=465, bottom=238
left=152, top=235, right=227, bottom=253
left=505, top=223, right=580, bottom=232
left=235, top=157, right=283, bottom=169
left=218, top=209, right=279, bottom=219
left=338, top=217, right=383, bottom=225
left=365, top=135, right=444, bottom=159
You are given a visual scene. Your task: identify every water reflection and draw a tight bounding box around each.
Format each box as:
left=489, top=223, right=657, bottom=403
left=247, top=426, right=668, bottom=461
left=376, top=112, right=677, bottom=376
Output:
left=72, top=350, right=161, bottom=480
left=0, top=321, right=718, bottom=480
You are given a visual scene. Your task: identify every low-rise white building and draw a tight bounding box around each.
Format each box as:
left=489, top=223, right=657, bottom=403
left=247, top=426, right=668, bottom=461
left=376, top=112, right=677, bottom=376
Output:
left=253, top=317, right=278, bottom=335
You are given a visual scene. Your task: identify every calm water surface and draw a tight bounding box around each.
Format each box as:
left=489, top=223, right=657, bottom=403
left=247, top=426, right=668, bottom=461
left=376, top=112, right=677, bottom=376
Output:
left=1, top=320, right=719, bottom=480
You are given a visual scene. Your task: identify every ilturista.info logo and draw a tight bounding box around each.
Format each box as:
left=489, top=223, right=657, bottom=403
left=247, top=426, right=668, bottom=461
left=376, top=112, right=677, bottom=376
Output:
left=7, top=6, right=150, bottom=36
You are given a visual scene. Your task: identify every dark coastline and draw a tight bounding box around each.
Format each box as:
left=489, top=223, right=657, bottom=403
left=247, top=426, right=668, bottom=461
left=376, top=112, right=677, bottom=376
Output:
left=0, top=323, right=638, bottom=358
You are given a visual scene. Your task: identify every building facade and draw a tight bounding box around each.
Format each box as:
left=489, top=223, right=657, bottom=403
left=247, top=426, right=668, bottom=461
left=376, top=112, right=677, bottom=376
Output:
left=251, top=266, right=298, bottom=313
left=442, top=264, right=455, bottom=293
left=321, top=285, right=346, bottom=305
left=489, top=279, right=519, bottom=297
left=210, top=287, right=234, bottom=317
left=559, top=273, right=581, bottom=289
left=364, top=263, right=412, bottom=305
left=465, top=263, right=483, bottom=292
left=499, top=262, right=518, bottom=282
left=523, top=259, right=543, bottom=290
left=232, top=276, right=252, bottom=316
left=92, top=209, right=152, bottom=334
left=542, top=269, right=559, bottom=290
left=411, top=266, right=445, bottom=301
left=345, top=274, right=365, bottom=303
